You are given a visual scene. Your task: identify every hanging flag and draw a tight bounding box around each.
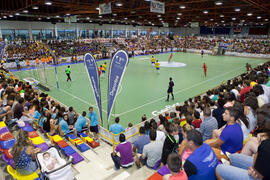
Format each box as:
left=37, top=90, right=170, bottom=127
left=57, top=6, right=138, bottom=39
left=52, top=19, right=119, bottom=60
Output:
left=99, top=2, right=112, bottom=15
left=150, top=0, right=165, bottom=14
left=84, top=53, right=103, bottom=126
left=107, top=50, right=129, bottom=128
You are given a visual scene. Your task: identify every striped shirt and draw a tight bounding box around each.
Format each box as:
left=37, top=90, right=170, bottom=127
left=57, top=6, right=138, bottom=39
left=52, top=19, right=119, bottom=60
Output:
left=199, top=116, right=218, bottom=141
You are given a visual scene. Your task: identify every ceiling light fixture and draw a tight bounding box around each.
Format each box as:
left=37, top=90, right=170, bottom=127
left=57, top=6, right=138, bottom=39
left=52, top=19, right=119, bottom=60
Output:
left=257, top=16, right=261, bottom=19
left=177, top=13, right=182, bottom=16
left=210, top=18, right=214, bottom=21
left=3, top=16, right=7, bottom=18
left=45, top=1, right=52, bottom=5
left=232, top=17, right=236, bottom=20
left=235, top=8, right=240, bottom=12
left=177, top=17, right=180, bottom=20
left=265, top=19, right=268, bottom=21
left=247, top=13, right=253, bottom=16
left=86, top=17, right=90, bottom=20
left=96, top=7, right=99, bottom=10
left=115, top=2, right=123, bottom=7
left=47, top=17, right=51, bottom=19
left=32, top=6, right=39, bottom=9
left=38, top=17, right=42, bottom=20
left=221, top=20, right=224, bottom=23
left=15, top=13, right=20, bottom=15
left=220, top=14, right=224, bottom=17
left=180, top=5, right=186, bottom=9
left=113, top=13, right=117, bottom=16
left=9, top=15, right=13, bottom=17
left=56, top=15, right=60, bottom=18
left=66, top=13, right=70, bottom=16
left=23, top=10, right=28, bottom=13
left=203, top=10, right=208, bottom=14
left=215, top=1, right=223, bottom=5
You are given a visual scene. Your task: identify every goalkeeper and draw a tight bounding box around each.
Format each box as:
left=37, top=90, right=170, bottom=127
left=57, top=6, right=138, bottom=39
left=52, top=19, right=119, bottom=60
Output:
left=65, top=66, right=72, bottom=82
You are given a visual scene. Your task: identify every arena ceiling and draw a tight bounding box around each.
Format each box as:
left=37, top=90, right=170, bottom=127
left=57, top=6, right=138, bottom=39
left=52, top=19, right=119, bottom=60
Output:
left=0, top=0, right=270, bottom=27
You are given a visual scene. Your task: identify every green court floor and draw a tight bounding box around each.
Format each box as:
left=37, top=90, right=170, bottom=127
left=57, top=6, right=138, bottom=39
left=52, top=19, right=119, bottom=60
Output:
left=14, top=52, right=268, bottom=128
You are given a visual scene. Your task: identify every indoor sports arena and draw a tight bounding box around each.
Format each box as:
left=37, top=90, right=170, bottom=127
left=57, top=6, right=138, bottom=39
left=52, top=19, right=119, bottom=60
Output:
left=0, top=0, right=270, bottom=180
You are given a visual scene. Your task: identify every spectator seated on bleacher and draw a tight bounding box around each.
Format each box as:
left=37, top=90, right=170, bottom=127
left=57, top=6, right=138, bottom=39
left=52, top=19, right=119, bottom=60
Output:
left=67, top=106, right=77, bottom=125
left=178, top=124, right=194, bottom=164
left=212, top=98, right=226, bottom=129
left=111, top=134, right=134, bottom=170
left=12, top=130, right=41, bottom=175
left=205, top=107, right=243, bottom=161
left=74, top=111, right=89, bottom=135
left=151, top=120, right=166, bottom=142
left=109, top=117, right=124, bottom=134
left=199, top=107, right=218, bottom=141
left=184, top=130, right=218, bottom=179
left=161, top=123, right=179, bottom=167
left=59, top=114, right=77, bottom=136
left=135, top=130, right=163, bottom=169
left=216, top=104, right=270, bottom=180
left=163, top=153, right=188, bottom=180
left=133, top=127, right=150, bottom=155
left=191, top=110, right=202, bottom=129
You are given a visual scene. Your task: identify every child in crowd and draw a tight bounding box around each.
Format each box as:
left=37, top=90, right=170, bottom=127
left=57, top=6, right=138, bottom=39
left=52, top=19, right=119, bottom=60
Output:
left=126, top=123, right=133, bottom=130
left=43, top=152, right=60, bottom=171
left=163, top=153, right=188, bottom=180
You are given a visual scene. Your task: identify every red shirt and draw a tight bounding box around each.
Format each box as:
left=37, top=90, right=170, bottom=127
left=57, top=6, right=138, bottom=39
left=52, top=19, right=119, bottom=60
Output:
left=192, top=118, right=202, bottom=128
left=169, top=170, right=188, bottom=180
left=203, top=63, right=207, bottom=70
left=239, top=86, right=251, bottom=102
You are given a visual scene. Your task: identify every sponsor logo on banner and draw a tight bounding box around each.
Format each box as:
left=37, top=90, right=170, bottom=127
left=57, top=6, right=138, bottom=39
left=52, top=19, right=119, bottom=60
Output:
left=99, top=2, right=112, bottom=15
left=150, top=0, right=165, bottom=14
left=107, top=50, right=128, bottom=128
left=84, top=53, right=103, bottom=125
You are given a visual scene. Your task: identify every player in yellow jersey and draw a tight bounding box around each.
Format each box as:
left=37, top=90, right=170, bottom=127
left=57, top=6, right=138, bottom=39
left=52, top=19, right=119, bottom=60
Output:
left=155, top=60, right=160, bottom=74
left=102, top=62, right=107, bottom=73
left=151, top=56, right=155, bottom=64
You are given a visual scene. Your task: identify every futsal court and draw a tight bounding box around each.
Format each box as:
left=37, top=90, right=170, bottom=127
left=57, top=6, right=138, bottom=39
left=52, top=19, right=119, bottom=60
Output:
left=13, top=52, right=268, bottom=128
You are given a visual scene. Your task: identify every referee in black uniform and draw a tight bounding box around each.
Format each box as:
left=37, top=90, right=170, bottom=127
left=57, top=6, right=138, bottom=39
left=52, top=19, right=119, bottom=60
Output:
left=166, top=77, right=174, bottom=101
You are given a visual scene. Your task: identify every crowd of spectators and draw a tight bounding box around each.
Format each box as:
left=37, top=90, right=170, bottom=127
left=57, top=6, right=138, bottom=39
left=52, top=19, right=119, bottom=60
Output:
left=1, top=36, right=270, bottom=178
left=4, top=41, right=50, bottom=62
left=3, top=36, right=270, bottom=65
left=0, top=66, right=102, bottom=175
left=111, top=61, right=270, bottom=179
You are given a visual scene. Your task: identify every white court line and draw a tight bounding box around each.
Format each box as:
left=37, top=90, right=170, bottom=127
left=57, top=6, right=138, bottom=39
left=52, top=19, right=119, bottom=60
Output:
left=44, top=83, right=108, bottom=113
left=116, top=66, right=245, bottom=116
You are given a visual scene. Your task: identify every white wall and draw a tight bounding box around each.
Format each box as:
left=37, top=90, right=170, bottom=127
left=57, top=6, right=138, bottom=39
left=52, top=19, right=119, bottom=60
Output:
left=0, top=20, right=170, bottom=39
